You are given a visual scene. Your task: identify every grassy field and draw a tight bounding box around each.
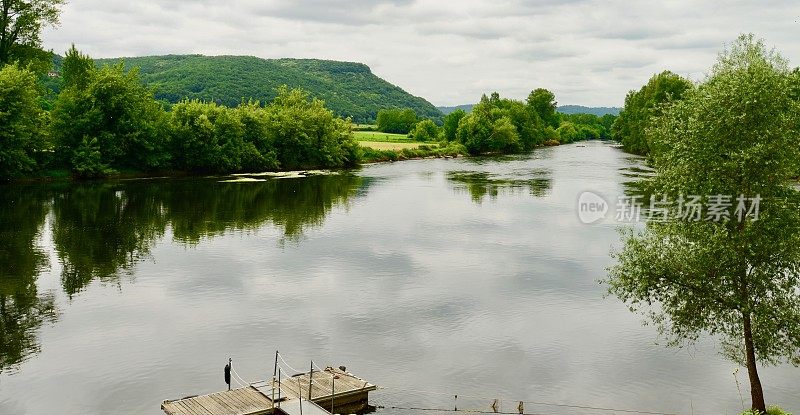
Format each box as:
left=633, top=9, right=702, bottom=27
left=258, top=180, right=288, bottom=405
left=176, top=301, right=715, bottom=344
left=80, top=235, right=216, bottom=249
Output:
left=354, top=131, right=417, bottom=143
left=358, top=141, right=424, bottom=150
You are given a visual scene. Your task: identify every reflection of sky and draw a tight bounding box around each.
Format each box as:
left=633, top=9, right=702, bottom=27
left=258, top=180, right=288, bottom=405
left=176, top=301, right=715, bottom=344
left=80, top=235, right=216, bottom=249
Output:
left=1, top=141, right=798, bottom=415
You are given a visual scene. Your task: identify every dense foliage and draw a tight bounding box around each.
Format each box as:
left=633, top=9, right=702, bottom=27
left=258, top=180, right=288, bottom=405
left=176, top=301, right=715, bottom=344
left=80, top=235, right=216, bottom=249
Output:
left=559, top=113, right=617, bottom=141
left=84, top=55, right=442, bottom=124
left=447, top=90, right=619, bottom=155
left=0, top=64, right=47, bottom=177
left=527, top=88, right=560, bottom=128
left=612, top=70, right=693, bottom=155
left=375, top=108, right=418, bottom=134
left=51, top=57, right=169, bottom=177
left=410, top=119, right=439, bottom=141
left=606, top=35, right=800, bottom=413
left=442, top=109, right=466, bottom=141
left=0, top=0, right=64, bottom=70
left=0, top=47, right=363, bottom=180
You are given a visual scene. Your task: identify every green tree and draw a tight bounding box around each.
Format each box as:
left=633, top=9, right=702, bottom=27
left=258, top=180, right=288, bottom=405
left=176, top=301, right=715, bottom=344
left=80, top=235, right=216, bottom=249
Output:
left=266, top=86, right=358, bottom=169
left=612, top=70, right=693, bottom=155
left=555, top=122, right=578, bottom=144
left=376, top=107, right=417, bottom=134
left=60, top=44, right=93, bottom=90
left=235, top=101, right=279, bottom=171
left=51, top=58, right=170, bottom=176
left=527, top=88, right=559, bottom=128
left=0, top=63, right=46, bottom=179
left=169, top=100, right=243, bottom=172
left=442, top=108, right=466, bottom=141
left=410, top=119, right=439, bottom=141
left=455, top=92, right=547, bottom=154
left=606, top=35, right=800, bottom=413
left=456, top=101, right=521, bottom=155
left=0, top=0, right=64, bottom=66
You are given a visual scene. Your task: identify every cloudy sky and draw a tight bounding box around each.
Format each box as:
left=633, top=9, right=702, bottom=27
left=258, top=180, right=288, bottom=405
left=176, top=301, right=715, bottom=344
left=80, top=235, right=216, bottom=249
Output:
left=42, top=0, right=800, bottom=107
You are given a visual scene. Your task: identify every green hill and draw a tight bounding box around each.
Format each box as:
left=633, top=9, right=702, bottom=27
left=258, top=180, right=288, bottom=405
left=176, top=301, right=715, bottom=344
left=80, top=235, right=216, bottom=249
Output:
left=89, top=55, right=441, bottom=123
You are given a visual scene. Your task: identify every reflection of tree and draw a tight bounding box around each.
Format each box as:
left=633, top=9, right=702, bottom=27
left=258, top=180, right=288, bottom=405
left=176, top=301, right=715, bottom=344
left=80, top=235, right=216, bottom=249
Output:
left=447, top=170, right=551, bottom=203
left=1, top=174, right=365, bottom=370
left=0, top=186, right=57, bottom=374
left=50, top=174, right=365, bottom=296
left=164, top=175, right=364, bottom=244
left=52, top=183, right=168, bottom=297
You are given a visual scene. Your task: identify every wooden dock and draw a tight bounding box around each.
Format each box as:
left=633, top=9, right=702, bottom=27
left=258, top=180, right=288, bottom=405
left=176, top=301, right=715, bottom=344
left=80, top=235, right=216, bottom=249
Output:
left=162, top=367, right=377, bottom=415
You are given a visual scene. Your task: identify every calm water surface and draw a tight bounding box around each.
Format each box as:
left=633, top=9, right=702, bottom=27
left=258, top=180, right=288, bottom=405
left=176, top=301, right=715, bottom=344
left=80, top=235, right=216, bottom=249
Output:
left=0, top=141, right=797, bottom=414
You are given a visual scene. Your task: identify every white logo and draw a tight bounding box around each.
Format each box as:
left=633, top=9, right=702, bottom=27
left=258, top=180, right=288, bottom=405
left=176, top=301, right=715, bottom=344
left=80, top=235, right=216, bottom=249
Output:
left=577, top=191, right=609, bottom=224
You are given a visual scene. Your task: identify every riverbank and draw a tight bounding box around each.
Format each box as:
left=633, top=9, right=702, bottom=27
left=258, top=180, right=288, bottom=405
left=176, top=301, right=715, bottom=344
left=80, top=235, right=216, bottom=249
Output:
left=5, top=142, right=470, bottom=184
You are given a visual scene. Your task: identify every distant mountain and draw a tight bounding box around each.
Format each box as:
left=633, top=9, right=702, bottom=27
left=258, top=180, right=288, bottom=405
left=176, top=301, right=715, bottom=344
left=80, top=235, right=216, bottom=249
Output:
left=557, top=105, right=621, bottom=116
left=439, top=103, right=620, bottom=117
left=438, top=104, right=475, bottom=115
left=90, top=55, right=441, bottom=123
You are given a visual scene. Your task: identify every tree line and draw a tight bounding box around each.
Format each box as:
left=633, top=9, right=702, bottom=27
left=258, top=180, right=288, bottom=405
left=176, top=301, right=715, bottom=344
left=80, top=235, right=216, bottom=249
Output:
left=1, top=46, right=362, bottom=179
left=375, top=88, right=617, bottom=154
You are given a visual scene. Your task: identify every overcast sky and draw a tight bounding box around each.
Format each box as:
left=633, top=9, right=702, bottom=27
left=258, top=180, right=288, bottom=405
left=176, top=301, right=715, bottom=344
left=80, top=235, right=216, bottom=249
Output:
left=42, top=0, right=800, bottom=107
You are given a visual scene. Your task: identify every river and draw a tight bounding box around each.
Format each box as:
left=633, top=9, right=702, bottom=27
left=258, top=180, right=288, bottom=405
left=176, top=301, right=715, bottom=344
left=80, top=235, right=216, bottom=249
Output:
left=0, top=141, right=797, bottom=414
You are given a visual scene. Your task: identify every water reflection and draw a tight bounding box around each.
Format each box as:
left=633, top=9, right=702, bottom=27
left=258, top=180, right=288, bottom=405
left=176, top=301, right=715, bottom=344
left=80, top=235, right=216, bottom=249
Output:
left=163, top=175, right=365, bottom=244
left=50, top=174, right=365, bottom=296
left=0, top=173, right=364, bottom=371
left=447, top=169, right=551, bottom=203
left=53, top=183, right=168, bottom=297
left=0, top=187, right=57, bottom=374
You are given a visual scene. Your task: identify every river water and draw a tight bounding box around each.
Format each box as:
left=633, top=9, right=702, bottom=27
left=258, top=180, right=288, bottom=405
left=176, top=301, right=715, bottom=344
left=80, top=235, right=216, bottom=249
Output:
left=0, top=141, right=797, bottom=414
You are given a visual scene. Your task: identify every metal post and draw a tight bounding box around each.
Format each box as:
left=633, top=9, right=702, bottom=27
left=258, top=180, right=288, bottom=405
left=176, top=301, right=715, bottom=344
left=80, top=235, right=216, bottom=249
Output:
left=278, top=368, right=282, bottom=409
left=331, top=375, right=335, bottom=414
left=297, top=376, right=304, bottom=415
left=225, top=358, right=232, bottom=391
left=274, top=350, right=279, bottom=377
left=308, top=361, right=313, bottom=400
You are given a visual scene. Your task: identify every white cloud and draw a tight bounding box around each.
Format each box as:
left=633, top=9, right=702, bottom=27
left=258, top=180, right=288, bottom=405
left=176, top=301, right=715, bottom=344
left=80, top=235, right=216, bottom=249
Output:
left=42, top=0, right=800, bottom=107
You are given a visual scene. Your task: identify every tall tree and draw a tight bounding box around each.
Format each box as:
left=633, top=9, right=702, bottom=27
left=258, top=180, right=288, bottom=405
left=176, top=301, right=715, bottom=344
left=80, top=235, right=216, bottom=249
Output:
left=442, top=108, right=466, bottom=141
left=611, top=71, right=693, bottom=155
left=0, top=64, right=46, bottom=179
left=60, top=44, right=93, bottom=90
left=527, top=88, right=559, bottom=128
left=51, top=58, right=170, bottom=176
left=606, top=35, right=800, bottom=413
left=0, top=0, right=64, bottom=66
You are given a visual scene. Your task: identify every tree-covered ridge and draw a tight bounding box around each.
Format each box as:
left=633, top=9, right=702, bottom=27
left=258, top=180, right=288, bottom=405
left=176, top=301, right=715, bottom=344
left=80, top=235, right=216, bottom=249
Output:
left=88, top=55, right=442, bottom=123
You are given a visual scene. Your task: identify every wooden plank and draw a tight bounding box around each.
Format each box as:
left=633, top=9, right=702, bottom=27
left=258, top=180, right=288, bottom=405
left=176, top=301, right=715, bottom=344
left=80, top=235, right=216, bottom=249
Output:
left=179, top=400, right=209, bottom=415
left=185, top=399, right=215, bottom=415
left=218, top=391, right=248, bottom=414
left=201, top=394, right=230, bottom=414
left=225, top=389, right=249, bottom=412
left=172, top=401, right=195, bottom=415
left=197, top=395, right=222, bottom=414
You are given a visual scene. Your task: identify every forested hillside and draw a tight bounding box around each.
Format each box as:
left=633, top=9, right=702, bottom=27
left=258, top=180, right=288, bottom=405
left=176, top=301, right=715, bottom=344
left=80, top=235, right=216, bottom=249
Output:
left=80, top=55, right=441, bottom=123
